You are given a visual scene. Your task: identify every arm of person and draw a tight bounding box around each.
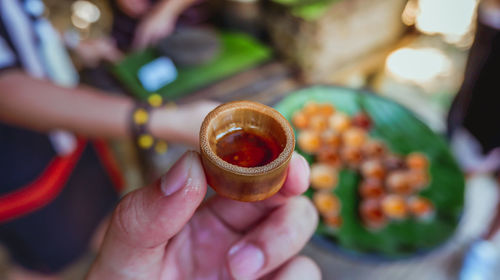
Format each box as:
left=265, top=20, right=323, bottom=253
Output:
left=71, top=37, right=124, bottom=68
left=154, top=0, right=199, bottom=20
left=0, top=70, right=215, bottom=146
left=132, top=0, right=199, bottom=49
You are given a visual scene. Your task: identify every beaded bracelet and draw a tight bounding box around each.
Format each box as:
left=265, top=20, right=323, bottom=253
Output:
left=130, top=93, right=174, bottom=154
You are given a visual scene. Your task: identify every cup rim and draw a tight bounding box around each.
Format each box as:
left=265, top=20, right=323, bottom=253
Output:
left=199, top=101, right=295, bottom=176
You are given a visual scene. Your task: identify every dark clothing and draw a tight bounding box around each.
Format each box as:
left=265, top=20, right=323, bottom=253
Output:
left=0, top=143, right=119, bottom=273
left=0, top=124, right=55, bottom=195
left=110, top=0, right=141, bottom=51
left=448, top=13, right=500, bottom=154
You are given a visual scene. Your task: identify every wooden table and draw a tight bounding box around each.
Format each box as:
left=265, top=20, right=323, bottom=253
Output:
left=180, top=61, right=300, bottom=105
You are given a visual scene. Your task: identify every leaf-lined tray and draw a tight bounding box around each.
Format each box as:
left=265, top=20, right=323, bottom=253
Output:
left=111, top=32, right=271, bottom=101
left=274, top=86, right=464, bottom=259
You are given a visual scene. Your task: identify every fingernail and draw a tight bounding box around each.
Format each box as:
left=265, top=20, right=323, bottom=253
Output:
left=228, top=242, right=265, bottom=280
left=160, top=152, right=195, bottom=196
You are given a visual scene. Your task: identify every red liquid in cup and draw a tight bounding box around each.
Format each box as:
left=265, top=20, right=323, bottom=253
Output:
left=216, top=129, right=282, bottom=167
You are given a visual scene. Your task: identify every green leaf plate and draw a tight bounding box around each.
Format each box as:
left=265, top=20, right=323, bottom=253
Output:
left=110, top=31, right=272, bottom=101
left=274, top=86, right=465, bottom=259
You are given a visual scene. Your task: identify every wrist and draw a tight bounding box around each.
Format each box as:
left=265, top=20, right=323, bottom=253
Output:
left=154, top=0, right=182, bottom=20
left=129, top=97, right=172, bottom=154
left=150, top=104, right=201, bottom=147
left=149, top=107, right=173, bottom=140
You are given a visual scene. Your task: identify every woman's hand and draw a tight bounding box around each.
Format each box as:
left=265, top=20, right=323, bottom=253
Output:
left=73, top=38, right=123, bottom=68
left=87, top=151, right=320, bottom=280
left=150, top=100, right=219, bottom=147
left=116, top=0, right=151, bottom=18
left=132, top=4, right=178, bottom=50
left=130, top=0, right=199, bottom=50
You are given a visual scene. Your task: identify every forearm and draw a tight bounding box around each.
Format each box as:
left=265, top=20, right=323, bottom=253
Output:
left=155, top=0, right=198, bottom=19
left=0, top=70, right=213, bottom=145
left=0, top=70, right=133, bottom=139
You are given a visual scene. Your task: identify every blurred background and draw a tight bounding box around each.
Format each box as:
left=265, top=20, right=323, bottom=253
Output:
left=0, top=0, right=499, bottom=279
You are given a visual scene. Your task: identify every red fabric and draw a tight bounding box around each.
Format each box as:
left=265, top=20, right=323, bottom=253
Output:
left=92, top=140, right=125, bottom=193
left=0, top=139, right=86, bottom=223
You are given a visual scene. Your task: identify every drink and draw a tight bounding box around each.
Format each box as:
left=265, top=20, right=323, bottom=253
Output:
left=200, top=100, right=294, bottom=201
left=216, top=128, right=282, bottom=167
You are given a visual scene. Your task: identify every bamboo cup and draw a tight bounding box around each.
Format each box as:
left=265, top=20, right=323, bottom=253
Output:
left=199, top=101, right=295, bottom=202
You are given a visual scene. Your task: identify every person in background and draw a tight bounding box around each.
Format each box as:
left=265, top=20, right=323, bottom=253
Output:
left=0, top=0, right=214, bottom=279
left=448, top=0, right=500, bottom=279
left=68, top=0, right=203, bottom=69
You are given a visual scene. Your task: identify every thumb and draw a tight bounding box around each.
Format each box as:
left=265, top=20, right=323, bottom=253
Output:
left=88, top=151, right=207, bottom=279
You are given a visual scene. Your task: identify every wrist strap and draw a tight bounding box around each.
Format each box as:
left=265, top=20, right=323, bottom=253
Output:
left=130, top=94, right=170, bottom=154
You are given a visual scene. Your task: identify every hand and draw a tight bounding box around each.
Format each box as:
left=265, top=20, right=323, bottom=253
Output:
left=116, top=0, right=151, bottom=18
left=132, top=5, right=178, bottom=50
left=150, top=100, right=220, bottom=147
left=74, top=38, right=123, bottom=68
left=87, top=151, right=320, bottom=280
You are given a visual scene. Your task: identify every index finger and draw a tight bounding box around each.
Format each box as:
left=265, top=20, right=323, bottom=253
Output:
left=205, top=152, right=310, bottom=233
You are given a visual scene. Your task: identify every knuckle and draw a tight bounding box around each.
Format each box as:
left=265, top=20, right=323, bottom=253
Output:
left=113, top=191, right=143, bottom=239
left=293, top=256, right=322, bottom=280
left=291, top=196, right=319, bottom=232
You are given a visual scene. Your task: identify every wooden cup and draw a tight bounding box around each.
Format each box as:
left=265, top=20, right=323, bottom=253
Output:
left=199, top=101, right=295, bottom=202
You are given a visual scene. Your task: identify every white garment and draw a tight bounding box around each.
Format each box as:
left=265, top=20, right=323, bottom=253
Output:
left=34, top=15, right=79, bottom=155
left=1, top=0, right=79, bottom=155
